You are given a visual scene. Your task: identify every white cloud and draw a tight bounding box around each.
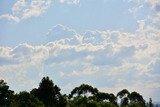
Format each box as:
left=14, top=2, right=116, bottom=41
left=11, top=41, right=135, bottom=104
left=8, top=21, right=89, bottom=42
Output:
left=12, top=0, right=26, bottom=14
left=128, top=0, right=160, bottom=8
left=0, top=0, right=52, bottom=22
left=59, top=0, right=80, bottom=5
left=128, top=5, right=143, bottom=13
left=69, top=65, right=99, bottom=76
left=0, top=14, right=20, bottom=22
left=0, top=22, right=160, bottom=99
left=46, top=24, right=81, bottom=45
left=128, top=0, right=160, bottom=25
left=21, top=0, right=52, bottom=19
left=0, top=0, right=81, bottom=22
left=0, top=43, right=49, bottom=65
left=0, top=47, right=12, bottom=56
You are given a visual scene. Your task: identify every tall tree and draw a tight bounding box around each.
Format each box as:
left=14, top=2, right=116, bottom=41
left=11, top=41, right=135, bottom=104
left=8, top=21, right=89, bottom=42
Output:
left=0, top=80, right=14, bottom=107
left=31, top=77, right=62, bottom=107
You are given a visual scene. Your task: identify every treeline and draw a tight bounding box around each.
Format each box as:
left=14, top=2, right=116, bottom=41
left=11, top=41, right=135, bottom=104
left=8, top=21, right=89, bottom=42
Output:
left=0, top=76, right=154, bottom=107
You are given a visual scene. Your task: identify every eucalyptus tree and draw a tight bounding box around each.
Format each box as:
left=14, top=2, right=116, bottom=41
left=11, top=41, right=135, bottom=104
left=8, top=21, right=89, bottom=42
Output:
left=117, top=89, right=130, bottom=107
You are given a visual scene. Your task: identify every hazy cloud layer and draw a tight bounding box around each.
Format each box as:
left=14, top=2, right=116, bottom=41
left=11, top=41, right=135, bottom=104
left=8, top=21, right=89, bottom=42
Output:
left=0, top=22, right=160, bottom=100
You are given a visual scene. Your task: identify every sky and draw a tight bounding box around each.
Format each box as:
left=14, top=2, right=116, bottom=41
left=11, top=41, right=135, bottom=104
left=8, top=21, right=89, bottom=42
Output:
left=0, top=0, right=160, bottom=102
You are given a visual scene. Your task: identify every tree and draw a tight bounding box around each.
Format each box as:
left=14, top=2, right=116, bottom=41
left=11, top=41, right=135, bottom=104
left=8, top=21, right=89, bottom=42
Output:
left=69, top=84, right=99, bottom=99
left=96, top=92, right=111, bottom=101
left=129, top=91, right=145, bottom=107
left=129, top=92, right=144, bottom=102
left=69, top=84, right=98, bottom=98
left=69, top=84, right=118, bottom=107
left=30, top=76, right=62, bottom=107
left=149, top=98, right=153, bottom=107
left=10, top=91, right=44, bottom=107
left=0, top=77, right=150, bottom=107
left=58, top=94, right=68, bottom=107
left=117, top=89, right=130, bottom=106
left=117, top=89, right=130, bottom=99
left=121, top=97, right=129, bottom=106
left=0, top=80, right=14, bottom=107
left=68, top=84, right=99, bottom=107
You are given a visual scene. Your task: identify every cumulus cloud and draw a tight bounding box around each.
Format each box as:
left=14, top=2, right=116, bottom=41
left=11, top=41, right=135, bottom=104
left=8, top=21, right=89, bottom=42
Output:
left=21, top=0, right=52, bottom=19
left=0, top=43, right=49, bottom=65
left=0, top=0, right=52, bottom=22
left=0, top=0, right=81, bottom=22
left=1, top=22, right=159, bottom=73
left=0, top=21, right=160, bottom=99
left=46, top=24, right=82, bottom=45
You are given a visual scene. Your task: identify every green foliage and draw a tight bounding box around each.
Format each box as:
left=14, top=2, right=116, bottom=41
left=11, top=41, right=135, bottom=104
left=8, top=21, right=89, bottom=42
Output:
left=68, top=96, right=117, bottom=107
left=30, top=76, right=62, bottom=107
left=0, top=78, right=151, bottom=107
left=116, top=89, right=146, bottom=107
left=121, top=97, right=129, bottom=106
left=117, top=89, right=130, bottom=99
left=10, top=91, right=44, bottom=107
left=0, top=80, right=14, bottom=107
left=129, top=91, right=145, bottom=106
left=129, top=102, right=146, bottom=107
left=97, top=101, right=118, bottom=107
left=69, top=84, right=98, bottom=99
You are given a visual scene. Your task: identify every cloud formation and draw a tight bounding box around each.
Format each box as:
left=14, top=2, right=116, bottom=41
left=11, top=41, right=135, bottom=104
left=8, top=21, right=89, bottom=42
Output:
left=0, top=0, right=81, bottom=22
left=0, top=21, right=160, bottom=100
left=128, top=0, right=160, bottom=24
left=0, top=0, right=52, bottom=22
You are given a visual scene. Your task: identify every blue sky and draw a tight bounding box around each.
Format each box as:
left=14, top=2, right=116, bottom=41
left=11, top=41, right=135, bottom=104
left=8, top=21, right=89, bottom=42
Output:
left=0, top=0, right=160, bottom=102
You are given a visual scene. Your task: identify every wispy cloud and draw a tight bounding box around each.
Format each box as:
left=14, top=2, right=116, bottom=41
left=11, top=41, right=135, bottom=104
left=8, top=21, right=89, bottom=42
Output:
left=128, top=5, right=143, bottom=13
left=0, top=14, right=20, bottom=22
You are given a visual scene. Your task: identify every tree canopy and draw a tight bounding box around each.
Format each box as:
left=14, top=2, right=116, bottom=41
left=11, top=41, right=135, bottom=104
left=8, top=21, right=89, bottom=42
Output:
left=0, top=77, right=153, bottom=107
left=0, top=80, right=14, bottom=107
left=30, top=76, right=62, bottom=107
left=10, top=91, right=44, bottom=107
